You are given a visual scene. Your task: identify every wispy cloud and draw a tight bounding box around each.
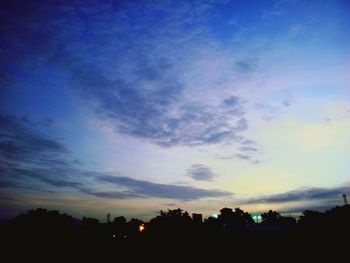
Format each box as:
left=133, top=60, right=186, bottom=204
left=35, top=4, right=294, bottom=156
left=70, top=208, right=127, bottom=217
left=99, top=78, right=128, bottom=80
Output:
left=243, top=186, right=350, bottom=204
left=240, top=139, right=257, bottom=146
left=235, top=57, right=258, bottom=72
left=79, top=188, right=142, bottom=199
left=239, top=146, right=258, bottom=152
left=96, top=175, right=233, bottom=200
left=283, top=99, right=291, bottom=107
left=0, top=115, right=67, bottom=163
left=1, top=0, right=255, bottom=148
left=217, top=152, right=261, bottom=164
left=0, top=114, right=86, bottom=193
left=0, top=178, right=55, bottom=194
left=262, top=0, right=298, bottom=19
left=254, top=103, right=283, bottom=121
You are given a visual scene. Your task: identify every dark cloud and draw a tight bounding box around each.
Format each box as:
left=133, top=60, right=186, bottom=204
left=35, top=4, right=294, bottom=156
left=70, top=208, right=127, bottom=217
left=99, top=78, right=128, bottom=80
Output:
left=2, top=166, right=82, bottom=189
left=235, top=57, right=258, bottom=72
left=280, top=199, right=348, bottom=214
left=97, top=175, right=232, bottom=200
left=187, top=164, right=215, bottom=181
left=234, top=154, right=251, bottom=161
left=223, top=96, right=240, bottom=107
left=32, top=174, right=82, bottom=188
left=0, top=115, right=87, bottom=194
left=0, top=115, right=67, bottom=163
left=283, top=100, right=291, bottom=107
left=0, top=178, right=55, bottom=193
left=239, top=146, right=258, bottom=152
left=243, top=186, right=350, bottom=204
left=241, top=139, right=256, bottom=145
left=79, top=188, right=142, bottom=199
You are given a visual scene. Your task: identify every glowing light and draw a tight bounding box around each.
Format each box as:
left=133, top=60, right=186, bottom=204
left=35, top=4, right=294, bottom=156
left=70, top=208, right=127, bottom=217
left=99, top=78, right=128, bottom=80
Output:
left=252, top=214, right=262, bottom=223
left=139, top=224, right=145, bottom=232
left=212, top=214, right=218, bottom=219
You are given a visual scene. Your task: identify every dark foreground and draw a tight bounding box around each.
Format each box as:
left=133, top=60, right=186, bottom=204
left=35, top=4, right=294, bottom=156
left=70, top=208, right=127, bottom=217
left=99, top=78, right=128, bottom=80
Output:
left=2, top=205, right=350, bottom=260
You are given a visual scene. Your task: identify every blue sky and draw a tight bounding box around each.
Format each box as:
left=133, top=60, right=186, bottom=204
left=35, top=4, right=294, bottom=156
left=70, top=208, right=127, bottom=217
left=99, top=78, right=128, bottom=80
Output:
left=1, top=0, right=350, bottom=221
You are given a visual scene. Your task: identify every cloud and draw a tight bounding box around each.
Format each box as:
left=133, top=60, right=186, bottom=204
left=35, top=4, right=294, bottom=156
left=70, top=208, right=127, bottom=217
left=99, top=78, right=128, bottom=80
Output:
left=1, top=0, right=253, bottom=148
left=235, top=57, right=258, bottom=72
left=64, top=55, right=249, bottom=147
left=262, top=0, right=297, bottom=19
left=2, top=166, right=82, bottom=189
left=0, top=114, right=233, bottom=201
left=0, top=178, right=55, bottom=193
left=254, top=103, right=286, bottom=121
left=79, top=188, right=142, bottom=199
left=240, top=146, right=258, bottom=152
left=233, top=154, right=252, bottom=161
left=38, top=117, right=54, bottom=126
left=281, top=201, right=345, bottom=214
left=240, top=139, right=256, bottom=145
left=96, top=175, right=232, bottom=200
left=2, top=162, right=232, bottom=201
left=283, top=100, right=291, bottom=107
left=223, top=96, right=240, bottom=107
left=0, top=115, right=67, bottom=163
left=187, top=164, right=215, bottom=181
left=323, top=116, right=331, bottom=123
left=217, top=152, right=261, bottom=165
left=0, top=115, right=86, bottom=193
left=243, top=186, right=350, bottom=204
left=30, top=172, right=82, bottom=188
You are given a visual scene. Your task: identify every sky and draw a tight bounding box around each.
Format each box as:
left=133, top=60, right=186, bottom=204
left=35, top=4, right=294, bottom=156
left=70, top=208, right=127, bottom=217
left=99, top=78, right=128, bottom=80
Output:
left=1, top=0, right=350, bottom=221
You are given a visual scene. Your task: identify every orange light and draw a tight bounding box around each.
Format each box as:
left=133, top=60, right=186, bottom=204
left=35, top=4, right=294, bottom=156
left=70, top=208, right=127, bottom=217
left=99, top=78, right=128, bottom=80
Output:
left=139, top=224, right=145, bottom=232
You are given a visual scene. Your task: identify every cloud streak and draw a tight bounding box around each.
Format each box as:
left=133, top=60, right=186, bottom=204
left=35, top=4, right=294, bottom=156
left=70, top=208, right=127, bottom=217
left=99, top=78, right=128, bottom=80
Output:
left=97, top=175, right=233, bottom=200
left=0, top=115, right=67, bottom=163
left=243, top=186, right=350, bottom=204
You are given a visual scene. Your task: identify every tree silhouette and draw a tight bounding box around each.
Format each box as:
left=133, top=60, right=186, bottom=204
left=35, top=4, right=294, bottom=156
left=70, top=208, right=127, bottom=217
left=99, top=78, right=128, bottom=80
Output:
left=261, top=210, right=281, bottom=224
left=219, top=207, right=254, bottom=224
left=148, top=208, right=192, bottom=239
left=261, top=210, right=296, bottom=224
left=2, top=203, right=349, bottom=258
left=82, top=216, right=100, bottom=226
left=113, top=216, right=126, bottom=225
